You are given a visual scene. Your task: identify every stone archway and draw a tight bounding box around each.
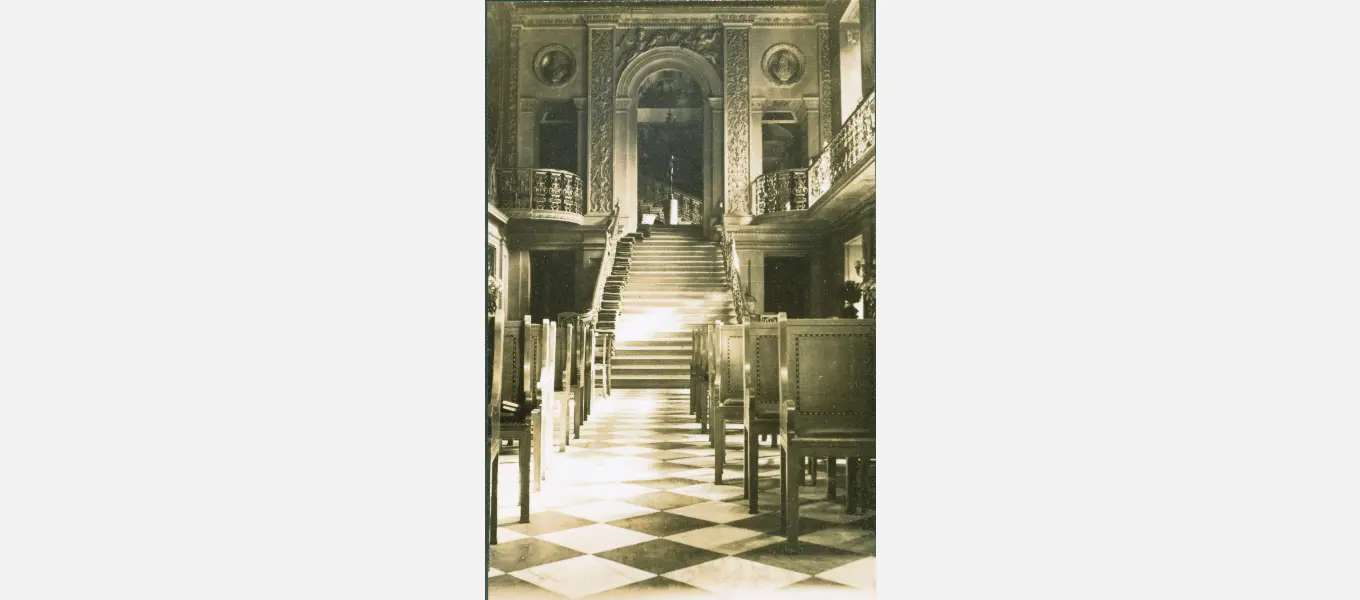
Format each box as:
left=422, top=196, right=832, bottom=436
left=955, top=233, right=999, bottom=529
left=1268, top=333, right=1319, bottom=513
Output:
left=613, top=47, right=724, bottom=233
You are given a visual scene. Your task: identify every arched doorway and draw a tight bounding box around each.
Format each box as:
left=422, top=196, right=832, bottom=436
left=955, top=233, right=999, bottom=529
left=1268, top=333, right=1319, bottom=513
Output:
left=614, top=47, right=723, bottom=233
left=636, top=70, right=704, bottom=225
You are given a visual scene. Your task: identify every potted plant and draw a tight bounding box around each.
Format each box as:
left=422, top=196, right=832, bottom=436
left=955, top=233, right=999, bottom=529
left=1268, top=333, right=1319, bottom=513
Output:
left=840, top=280, right=862, bottom=319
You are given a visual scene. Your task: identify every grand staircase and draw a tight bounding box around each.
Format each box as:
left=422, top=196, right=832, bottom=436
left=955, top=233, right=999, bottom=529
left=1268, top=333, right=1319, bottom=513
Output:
left=607, top=225, right=737, bottom=389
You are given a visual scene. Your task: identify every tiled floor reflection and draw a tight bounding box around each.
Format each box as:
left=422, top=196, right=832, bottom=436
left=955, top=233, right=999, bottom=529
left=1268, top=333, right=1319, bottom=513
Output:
left=491, top=389, right=875, bottom=599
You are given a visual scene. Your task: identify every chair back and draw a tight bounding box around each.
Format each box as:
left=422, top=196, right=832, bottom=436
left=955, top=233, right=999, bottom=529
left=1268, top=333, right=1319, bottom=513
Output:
left=498, top=316, right=527, bottom=419
left=776, top=316, right=875, bottom=438
left=712, top=323, right=745, bottom=402
left=741, top=319, right=781, bottom=419
left=487, top=309, right=506, bottom=445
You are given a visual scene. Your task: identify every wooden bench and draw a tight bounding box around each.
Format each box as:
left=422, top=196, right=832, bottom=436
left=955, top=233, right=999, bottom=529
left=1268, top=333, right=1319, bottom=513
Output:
left=776, top=316, right=875, bottom=546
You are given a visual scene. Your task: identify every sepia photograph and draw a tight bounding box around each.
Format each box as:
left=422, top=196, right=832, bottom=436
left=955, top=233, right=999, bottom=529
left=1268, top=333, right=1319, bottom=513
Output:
left=486, top=1, right=877, bottom=597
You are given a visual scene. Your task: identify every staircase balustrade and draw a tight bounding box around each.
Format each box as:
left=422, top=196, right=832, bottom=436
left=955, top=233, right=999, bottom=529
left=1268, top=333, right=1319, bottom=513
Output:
left=637, top=175, right=703, bottom=224
left=715, top=225, right=755, bottom=324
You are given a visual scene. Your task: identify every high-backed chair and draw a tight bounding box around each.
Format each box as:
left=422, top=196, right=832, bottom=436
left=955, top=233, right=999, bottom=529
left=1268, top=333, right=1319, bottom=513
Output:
left=493, top=316, right=534, bottom=525
left=740, top=318, right=782, bottom=513
left=533, top=319, right=557, bottom=491
left=691, top=325, right=709, bottom=418
left=487, top=309, right=506, bottom=544
left=710, top=323, right=748, bottom=488
left=776, top=315, right=875, bottom=546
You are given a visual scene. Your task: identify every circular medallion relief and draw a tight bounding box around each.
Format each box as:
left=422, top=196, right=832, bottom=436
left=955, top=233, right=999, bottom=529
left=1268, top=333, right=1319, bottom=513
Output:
left=533, top=45, right=576, bottom=87
left=761, top=43, right=805, bottom=87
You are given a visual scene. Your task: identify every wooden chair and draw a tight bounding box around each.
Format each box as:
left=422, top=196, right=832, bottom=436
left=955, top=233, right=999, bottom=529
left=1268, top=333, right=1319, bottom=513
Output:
left=493, top=316, right=534, bottom=525
left=776, top=315, right=875, bottom=546
left=740, top=318, right=782, bottom=513
left=487, top=309, right=506, bottom=544
left=710, top=322, right=748, bottom=488
left=690, top=325, right=708, bottom=418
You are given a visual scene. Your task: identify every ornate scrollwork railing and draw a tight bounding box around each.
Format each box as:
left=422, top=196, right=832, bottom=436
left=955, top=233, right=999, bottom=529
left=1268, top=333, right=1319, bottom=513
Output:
left=808, top=91, right=875, bottom=206
left=715, top=225, right=755, bottom=323
left=495, top=168, right=586, bottom=218
left=638, top=175, right=703, bottom=224
left=753, top=168, right=809, bottom=215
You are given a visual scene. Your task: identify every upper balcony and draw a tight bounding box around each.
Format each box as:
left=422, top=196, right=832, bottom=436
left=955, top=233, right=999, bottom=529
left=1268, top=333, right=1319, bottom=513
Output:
left=750, top=91, right=876, bottom=222
left=493, top=167, right=586, bottom=225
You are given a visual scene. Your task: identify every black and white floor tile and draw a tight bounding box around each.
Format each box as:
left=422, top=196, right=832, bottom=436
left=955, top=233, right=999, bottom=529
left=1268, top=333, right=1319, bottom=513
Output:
left=492, top=389, right=875, bottom=599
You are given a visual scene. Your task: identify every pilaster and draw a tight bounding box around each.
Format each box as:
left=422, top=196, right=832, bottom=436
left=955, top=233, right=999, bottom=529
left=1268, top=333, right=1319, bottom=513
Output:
left=502, top=24, right=523, bottom=167
left=803, top=96, right=823, bottom=158
left=517, top=98, right=539, bottom=168
left=721, top=17, right=754, bottom=216
left=586, top=20, right=617, bottom=218
left=816, top=23, right=837, bottom=148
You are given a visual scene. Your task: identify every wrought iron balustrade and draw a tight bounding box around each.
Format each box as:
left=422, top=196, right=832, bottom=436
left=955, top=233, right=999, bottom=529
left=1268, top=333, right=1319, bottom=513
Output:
left=807, top=91, right=875, bottom=205
left=753, top=168, right=809, bottom=215
left=637, top=175, right=703, bottom=224
left=495, top=168, right=586, bottom=218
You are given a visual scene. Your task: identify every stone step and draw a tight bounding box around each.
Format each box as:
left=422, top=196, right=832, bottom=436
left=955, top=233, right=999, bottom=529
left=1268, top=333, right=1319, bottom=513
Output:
left=611, top=373, right=689, bottom=389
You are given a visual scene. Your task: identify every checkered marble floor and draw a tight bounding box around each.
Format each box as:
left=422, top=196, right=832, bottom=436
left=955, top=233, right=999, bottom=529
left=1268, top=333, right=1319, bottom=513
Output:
left=492, top=389, right=876, bottom=599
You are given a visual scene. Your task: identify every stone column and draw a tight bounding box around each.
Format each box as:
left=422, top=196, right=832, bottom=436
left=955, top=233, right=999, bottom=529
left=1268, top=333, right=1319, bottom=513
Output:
left=721, top=18, right=753, bottom=217
left=613, top=97, right=637, bottom=231
left=585, top=21, right=617, bottom=219
left=816, top=23, right=837, bottom=147
left=803, top=96, right=822, bottom=159
left=517, top=98, right=538, bottom=168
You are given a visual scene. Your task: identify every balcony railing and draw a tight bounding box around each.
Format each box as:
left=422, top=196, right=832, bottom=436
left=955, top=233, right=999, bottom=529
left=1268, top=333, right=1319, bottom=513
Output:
left=808, top=91, right=876, bottom=206
left=494, top=168, right=586, bottom=223
left=747, top=91, right=875, bottom=215
left=753, top=168, right=809, bottom=215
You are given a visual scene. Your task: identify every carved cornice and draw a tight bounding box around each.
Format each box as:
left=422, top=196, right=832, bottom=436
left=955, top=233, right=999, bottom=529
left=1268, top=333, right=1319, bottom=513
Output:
left=802, top=96, right=821, bottom=110
left=584, top=14, right=620, bottom=25
left=718, top=15, right=757, bottom=26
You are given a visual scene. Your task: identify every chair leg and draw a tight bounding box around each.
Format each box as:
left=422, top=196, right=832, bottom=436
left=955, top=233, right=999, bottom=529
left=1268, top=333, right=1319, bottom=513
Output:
left=827, top=458, right=838, bottom=500
left=747, top=427, right=758, bottom=513
left=490, top=455, right=499, bottom=544
left=519, top=433, right=531, bottom=523
left=778, top=441, right=788, bottom=536
left=859, top=458, right=871, bottom=514
left=786, top=446, right=801, bottom=546
left=713, top=406, right=725, bottom=486
left=810, top=457, right=818, bottom=485
left=846, top=458, right=859, bottom=515
left=531, top=413, right=544, bottom=493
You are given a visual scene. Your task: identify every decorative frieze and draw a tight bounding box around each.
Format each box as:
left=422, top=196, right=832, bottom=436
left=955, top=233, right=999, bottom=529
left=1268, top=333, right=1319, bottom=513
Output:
left=616, top=27, right=722, bottom=73
left=587, top=27, right=615, bottom=214
left=722, top=24, right=751, bottom=215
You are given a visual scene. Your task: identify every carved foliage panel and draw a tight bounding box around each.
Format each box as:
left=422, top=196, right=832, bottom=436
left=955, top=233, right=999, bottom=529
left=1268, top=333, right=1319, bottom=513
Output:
left=587, top=28, right=614, bottom=214
left=817, top=24, right=836, bottom=150
left=502, top=26, right=521, bottom=167
left=723, top=27, right=751, bottom=215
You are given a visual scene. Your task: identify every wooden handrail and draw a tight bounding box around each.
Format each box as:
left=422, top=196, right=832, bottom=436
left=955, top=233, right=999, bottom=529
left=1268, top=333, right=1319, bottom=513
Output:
left=582, top=210, right=621, bottom=325
left=715, top=225, right=754, bottom=323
